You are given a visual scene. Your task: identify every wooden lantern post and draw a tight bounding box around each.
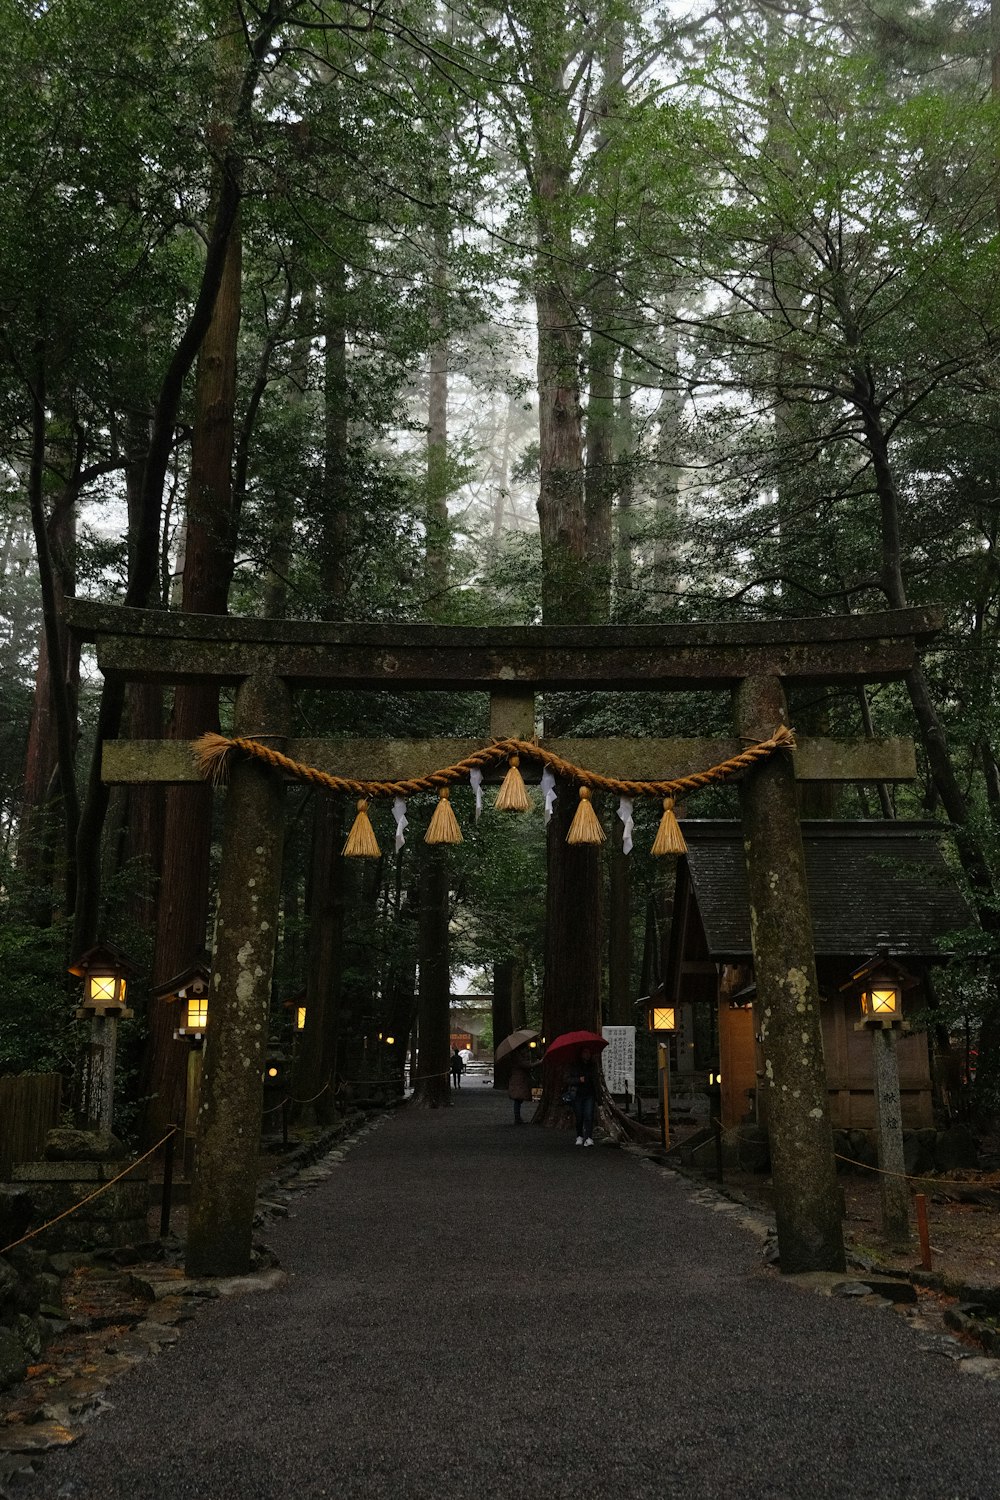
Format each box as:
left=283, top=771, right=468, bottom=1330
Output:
left=69, top=944, right=136, bottom=1134
left=856, top=971, right=911, bottom=1246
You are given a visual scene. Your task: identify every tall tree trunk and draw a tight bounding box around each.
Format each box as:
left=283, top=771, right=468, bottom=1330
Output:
left=293, top=267, right=354, bottom=1112
left=72, top=10, right=281, bottom=956
left=614, top=368, right=635, bottom=613
left=293, top=796, right=344, bottom=1120
left=584, top=315, right=614, bottom=622
left=527, top=25, right=603, bottom=1122
left=536, top=783, right=603, bottom=1123
left=24, top=373, right=80, bottom=917
left=263, top=282, right=313, bottom=617
left=382, top=865, right=418, bottom=1097
left=583, top=16, right=623, bottom=625
left=531, top=43, right=588, bottom=619
left=535, top=262, right=588, bottom=621
left=652, top=321, right=682, bottom=597
left=412, top=847, right=451, bottom=1107
left=119, top=404, right=164, bottom=935
left=321, top=264, right=350, bottom=613
left=18, top=467, right=79, bottom=914
left=426, top=229, right=450, bottom=616
left=145, top=206, right=243, bottom=1143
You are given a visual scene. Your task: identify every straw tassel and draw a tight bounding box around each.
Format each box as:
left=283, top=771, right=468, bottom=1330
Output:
left=343, top=798, right=381, bottom=858
left=566, top=786, right=606, bottom=845
left=651, top=796, right=687, bottom=857
left=192, top=732, right=237, bottom=787
left=495, top=753, right=530, bottom=812
left=425, top=787, right=463, bottom=844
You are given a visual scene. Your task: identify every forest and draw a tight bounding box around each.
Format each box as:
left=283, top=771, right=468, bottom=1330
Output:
left=2, top=0, right=1000, bottom=1134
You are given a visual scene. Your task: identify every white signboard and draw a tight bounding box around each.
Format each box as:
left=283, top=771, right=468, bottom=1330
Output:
left=601, top=1025, right=636, bottom=1098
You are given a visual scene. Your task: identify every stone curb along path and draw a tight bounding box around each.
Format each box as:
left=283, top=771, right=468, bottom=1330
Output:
left=630, top=1145, right=1000, bottom=1384
left=0, top=1113, right=389, bottom=1497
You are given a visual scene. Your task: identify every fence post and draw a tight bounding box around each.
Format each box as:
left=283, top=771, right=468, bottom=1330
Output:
left=160, top=1128, right=176, bottom=1239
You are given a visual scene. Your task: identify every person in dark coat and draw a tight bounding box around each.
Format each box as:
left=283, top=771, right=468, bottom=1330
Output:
left=568, top=1047, right=599, bottom=1146
left=450, top=1048, right=465, bottom=1088
left=507, top=1044, right=535, bottom=1124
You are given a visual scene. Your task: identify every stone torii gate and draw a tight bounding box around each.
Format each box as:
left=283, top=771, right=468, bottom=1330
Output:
left=67, top=601, right=938, bottom=1279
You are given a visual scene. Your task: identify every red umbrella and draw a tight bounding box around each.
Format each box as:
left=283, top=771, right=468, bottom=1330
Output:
left=543, top=1030, right=608, bottom=1067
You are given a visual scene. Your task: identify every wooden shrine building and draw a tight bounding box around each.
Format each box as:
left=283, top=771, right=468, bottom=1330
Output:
left=664, top=821, right=975, bottom=1133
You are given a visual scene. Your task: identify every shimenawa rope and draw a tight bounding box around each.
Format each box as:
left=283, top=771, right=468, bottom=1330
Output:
left=192, top=728, right=795, bottom=802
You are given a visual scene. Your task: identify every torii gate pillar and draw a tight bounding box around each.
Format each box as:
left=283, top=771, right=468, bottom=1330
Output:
left=186, top=672, right=291, bottom=1277
left=735, top=675, right=845, bottom=1272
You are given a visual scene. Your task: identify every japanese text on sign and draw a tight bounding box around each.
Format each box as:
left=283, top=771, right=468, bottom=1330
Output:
left=601, top=1025, right=636, bottom=1097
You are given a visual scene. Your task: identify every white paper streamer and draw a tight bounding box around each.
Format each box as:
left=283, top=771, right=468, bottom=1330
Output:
left=392, top=796, right=408, bottom=852
left=617, top=795, right=634, bottom=855
left=541, top=767, right=557, bottom=825
left=469, top=767, right=483, bottom=820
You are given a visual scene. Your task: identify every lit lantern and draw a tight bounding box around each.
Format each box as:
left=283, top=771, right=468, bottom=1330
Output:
left=647, top=1003, right=677, bottom=1034
left=263, top=1049, right=288, bottom=1088
left=860, top=977, right=902, bottom=1023
left=185, top=991, right=209, bottom=1031
left=385, top=1034, right=396, bottom=1046
left=152, top=960, right=211, bottom=1040
left=281, top=993, right=307, bottom=1039
left=69, top=944, right=135, bottom=1016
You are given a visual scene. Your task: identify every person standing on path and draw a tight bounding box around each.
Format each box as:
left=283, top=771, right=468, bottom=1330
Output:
left=569, top=1047, right=598, bottom=1146
left=507, top=1044, right=535, bottom=1124
left=450, top=1048, right=465, bottom=1088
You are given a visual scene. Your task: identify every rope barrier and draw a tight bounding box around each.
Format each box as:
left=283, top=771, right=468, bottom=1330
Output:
left=0, top=1128, right=179, bottom=1257
left=261, top=1071, right=460, bottom=1115
left=261, top=1081, right=336, bottom=1116
left=834, top=1151, right=1000, bottom=1190
left=192, top=728, right=796, bottom=802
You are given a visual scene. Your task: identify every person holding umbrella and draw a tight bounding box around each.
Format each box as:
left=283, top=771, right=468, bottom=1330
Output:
left=495, top=1028, right=541, bottom=1125
left=507, top=1045, right=536, bottom=1124
left=568, top=1047, right=599, bottom=1146
left=545, top=1029, right=608, bottom=1147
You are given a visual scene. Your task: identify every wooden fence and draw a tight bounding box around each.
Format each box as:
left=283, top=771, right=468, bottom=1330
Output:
left=0, top=1073, right=62, bottom=1179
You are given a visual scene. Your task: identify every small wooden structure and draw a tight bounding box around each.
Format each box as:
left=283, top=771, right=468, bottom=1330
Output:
left=0, top=1074, right=62, bottom=1179
left=664, top=821, right=974, bottom=1133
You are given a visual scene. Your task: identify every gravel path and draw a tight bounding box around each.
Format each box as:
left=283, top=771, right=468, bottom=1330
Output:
left=37, top=1091, right=1000, bottom=1500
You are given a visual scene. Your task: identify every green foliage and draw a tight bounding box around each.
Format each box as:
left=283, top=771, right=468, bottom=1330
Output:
left=0, top=915, right=76, bottom=1074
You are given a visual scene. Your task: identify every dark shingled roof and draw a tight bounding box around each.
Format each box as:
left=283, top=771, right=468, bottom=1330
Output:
left=681, top=821, right=974, bottom=960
